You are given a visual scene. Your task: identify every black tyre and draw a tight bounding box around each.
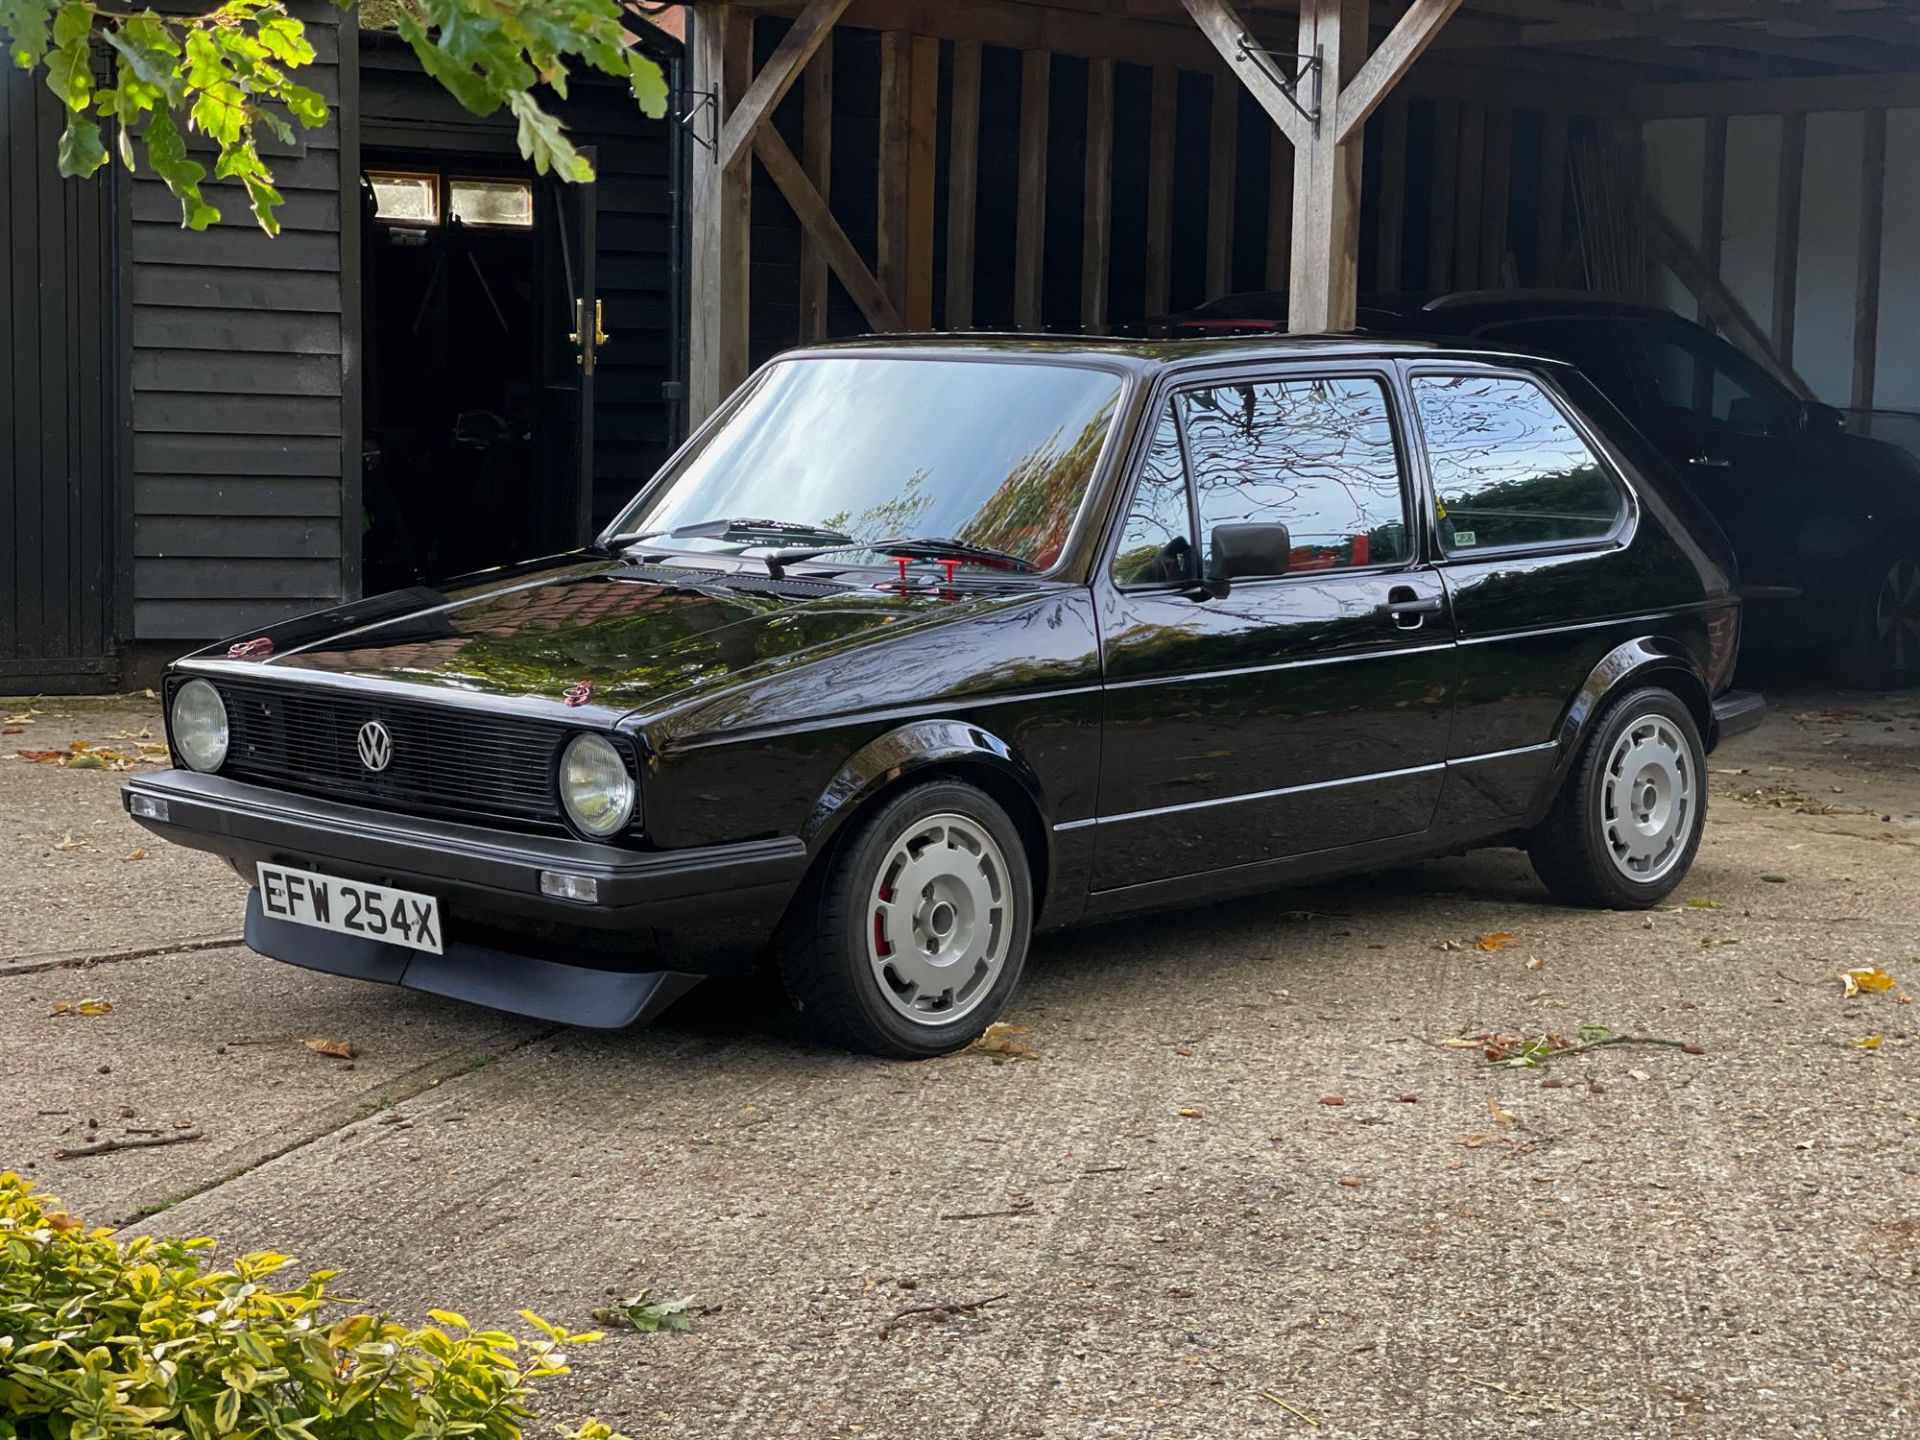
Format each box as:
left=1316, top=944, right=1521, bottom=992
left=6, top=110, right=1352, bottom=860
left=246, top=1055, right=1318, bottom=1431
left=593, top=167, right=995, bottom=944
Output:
left=1528, top=686, right=1706, bottom=909
left=1833, top=543, right=1920, bottom=691
left=776, top=779, right=1034, bottom=1057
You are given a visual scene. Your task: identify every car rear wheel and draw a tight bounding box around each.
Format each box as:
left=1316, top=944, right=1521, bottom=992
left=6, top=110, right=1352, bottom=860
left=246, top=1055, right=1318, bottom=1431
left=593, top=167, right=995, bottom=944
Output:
left=1527, top=686, right=1706, bottom=909
left=777, top=779, right=1033, bottom=1057
left=1835, top=544, right=1920, bottom=690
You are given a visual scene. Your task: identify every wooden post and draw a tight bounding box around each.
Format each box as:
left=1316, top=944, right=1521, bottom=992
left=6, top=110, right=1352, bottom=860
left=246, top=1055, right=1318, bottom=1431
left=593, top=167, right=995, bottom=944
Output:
left=1145, top=66, right=1177, bottom=318
left=1697, top=115, right=1726, bottom=329
left=1535, top=110, right=1567, bottom=286
left=1772, top=110, right=1805, bottom=370
left=1015, top=50, right=1051, bottom=330
left=1185, top=0, right=1455, bottom=333
left=946, top=40, right=981, bottom=329
left=1375, top=93, right=1407, bottom=293
left=688, top=4, right=751, bottom=424
left=876, top=32, right=911, bottom=320
left=799, top=32, right=833, bottom=342
left=1206, top=75, right=1237, bottom=299
left=1853, top=108, right=1887, bottom=411
left=1083, top=58, right=1115, bottom=333
left=905, top=36, right=938, bottom=329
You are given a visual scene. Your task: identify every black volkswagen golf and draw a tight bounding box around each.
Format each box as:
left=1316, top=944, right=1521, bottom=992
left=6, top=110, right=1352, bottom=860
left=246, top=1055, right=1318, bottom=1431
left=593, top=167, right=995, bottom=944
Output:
left=127, top=336, right=1763, bottom=1056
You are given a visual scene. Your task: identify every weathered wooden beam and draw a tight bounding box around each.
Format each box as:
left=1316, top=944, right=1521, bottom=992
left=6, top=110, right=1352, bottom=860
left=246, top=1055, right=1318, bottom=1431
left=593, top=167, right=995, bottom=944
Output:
left=1427, top=95, right=1458, bottom=290
left=945, top=39, right=981, bottom=329
left=1696, top=114, right=1725, bottom=330
left=1852, top=108, right=1886, bottom=412
left=1478, top=105, right=1511, bottom=286
left=1265, top=119, right=1293, bottom=290
left=1082, top=57, right=1115, bottom=333
left=1771, top=110, right=1805, bottom=371
left=876, top=31, right=911, bottom=318
left=905, top=35, right=938, bottom=328
left=1178, top=0, right=1307, bottom=151
left=688, top=4, right=751, bottom=423
left=1206, top=74, right=1238, bottom=298
left=1336, top=0, right=1462, bottom=143
left=1452, top=102, right=1484, bottom=289
left=1374, top=92, right=1407, bottom=292
left=798, top=30, right=832, bottom=341
left=1288, top=0, right=1368, bottom=332
left=1645, top=199, right=1810, bottom=400
left=1634, top=71, right=1920, bottom=118
left=1015, top=49, right=1051, bottom=329
left=1535, top=108, right=1566, bottom=285
left=1145, top=65, right=1177, bottom=317
left=716, top=0, right=849, bottom=173
left=756, top=126, right=904, bottom=333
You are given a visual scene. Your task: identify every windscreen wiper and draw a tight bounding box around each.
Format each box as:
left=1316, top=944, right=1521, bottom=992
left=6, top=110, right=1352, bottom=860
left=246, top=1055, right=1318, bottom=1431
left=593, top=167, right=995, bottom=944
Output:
left=762, top=534, right=1039, bottom=580
left=607, top=518, right=855, bottom=551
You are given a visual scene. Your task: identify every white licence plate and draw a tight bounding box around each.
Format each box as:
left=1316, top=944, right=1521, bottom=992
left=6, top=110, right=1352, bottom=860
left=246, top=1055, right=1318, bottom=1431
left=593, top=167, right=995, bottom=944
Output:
left=256, top=862, right=444, bottom=955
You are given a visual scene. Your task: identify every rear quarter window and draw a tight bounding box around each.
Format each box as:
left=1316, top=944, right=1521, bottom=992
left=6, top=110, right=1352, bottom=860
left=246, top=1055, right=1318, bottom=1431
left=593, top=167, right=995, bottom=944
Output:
left=1410, top=374, right=1626, bottom=554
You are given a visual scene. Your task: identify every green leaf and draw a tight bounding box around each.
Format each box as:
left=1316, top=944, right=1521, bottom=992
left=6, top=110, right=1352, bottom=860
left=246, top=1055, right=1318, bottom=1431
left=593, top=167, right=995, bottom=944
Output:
left=508, top=91, right=592, bottom=180
left=44, top=38, right=90, bottom=108
left=56, top=112, right=106, bottom=176
left=629, top=53, right=668, bottom=119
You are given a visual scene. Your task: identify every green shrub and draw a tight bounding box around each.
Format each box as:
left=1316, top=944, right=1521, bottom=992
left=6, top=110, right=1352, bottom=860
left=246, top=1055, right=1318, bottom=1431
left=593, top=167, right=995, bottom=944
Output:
left=0, top=1172, right=628, bottom=1440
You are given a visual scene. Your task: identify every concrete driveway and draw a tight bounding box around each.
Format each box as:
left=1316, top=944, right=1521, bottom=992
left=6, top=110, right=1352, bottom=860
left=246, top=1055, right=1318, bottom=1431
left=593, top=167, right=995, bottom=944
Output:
left=3, top=689, right=1917, bottom=1437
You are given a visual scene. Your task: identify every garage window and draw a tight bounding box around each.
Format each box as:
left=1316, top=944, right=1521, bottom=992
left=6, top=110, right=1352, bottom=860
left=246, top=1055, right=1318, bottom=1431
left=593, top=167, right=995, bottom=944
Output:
left=1412, top=374, right=1625, bottom=554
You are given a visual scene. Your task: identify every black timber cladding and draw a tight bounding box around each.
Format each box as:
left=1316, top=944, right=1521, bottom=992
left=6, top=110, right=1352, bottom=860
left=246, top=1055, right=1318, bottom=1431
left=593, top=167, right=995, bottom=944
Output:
left=2, top=55, right=118, bottom=689
left=124, top=2, right=352, bottom=642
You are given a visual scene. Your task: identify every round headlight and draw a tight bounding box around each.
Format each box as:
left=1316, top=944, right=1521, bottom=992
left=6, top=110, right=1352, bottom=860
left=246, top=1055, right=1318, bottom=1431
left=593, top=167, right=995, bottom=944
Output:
left=560, top=733, right=635, bottom=838
left=171, top=678, right=229, bottom=773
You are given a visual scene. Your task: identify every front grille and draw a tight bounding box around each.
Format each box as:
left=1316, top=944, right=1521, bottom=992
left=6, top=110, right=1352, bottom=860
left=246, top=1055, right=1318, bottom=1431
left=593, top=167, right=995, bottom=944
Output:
left=211, top=680, right=585, bottom=829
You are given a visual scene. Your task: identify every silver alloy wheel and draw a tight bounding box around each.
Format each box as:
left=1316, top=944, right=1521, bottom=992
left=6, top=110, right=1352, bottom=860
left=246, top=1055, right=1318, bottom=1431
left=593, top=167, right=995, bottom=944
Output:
left=865, top=812, right=1012, bottom=1026
left=1872, top=557, right=1920, bottom=676
left=1600, top=714, right=1694, bottom=884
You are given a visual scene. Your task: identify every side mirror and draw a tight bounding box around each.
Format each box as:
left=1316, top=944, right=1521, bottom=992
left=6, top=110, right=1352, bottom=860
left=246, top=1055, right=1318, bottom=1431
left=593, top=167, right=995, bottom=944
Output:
left=1210, top=523, right=1292, bottom=582
left=1799, top=401, right=1845, bottom=440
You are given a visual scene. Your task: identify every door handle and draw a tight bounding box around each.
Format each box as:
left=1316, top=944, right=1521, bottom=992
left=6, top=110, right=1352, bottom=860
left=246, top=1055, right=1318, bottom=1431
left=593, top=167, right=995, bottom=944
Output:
left=1688, top=454, right=1732, bottom=469
left=1386, top=585, right=1444, bottom=629
left=569, top=299, right=610, bottom=375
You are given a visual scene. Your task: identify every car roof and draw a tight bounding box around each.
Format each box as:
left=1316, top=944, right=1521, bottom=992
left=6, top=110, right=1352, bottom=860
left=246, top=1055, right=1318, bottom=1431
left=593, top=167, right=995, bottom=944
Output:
left=1180, top=288, right=1679, bottom=330
left=795, top=331, right=1579, bottom=376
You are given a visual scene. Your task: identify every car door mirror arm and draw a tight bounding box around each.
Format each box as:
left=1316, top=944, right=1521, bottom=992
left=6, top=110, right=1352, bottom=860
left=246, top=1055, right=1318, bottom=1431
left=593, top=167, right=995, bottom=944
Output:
left=1178, top=576, right=1232, bottom=602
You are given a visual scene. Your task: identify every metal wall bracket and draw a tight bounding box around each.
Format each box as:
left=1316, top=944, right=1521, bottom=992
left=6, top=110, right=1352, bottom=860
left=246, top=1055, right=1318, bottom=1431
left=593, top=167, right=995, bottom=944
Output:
left=675, top=88, right=718, bottom=154
left=1234, top=36, right=1322, bottom=132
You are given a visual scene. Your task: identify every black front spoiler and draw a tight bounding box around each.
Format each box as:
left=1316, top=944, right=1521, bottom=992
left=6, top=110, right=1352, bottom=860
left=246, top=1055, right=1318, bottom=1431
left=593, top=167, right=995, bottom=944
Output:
left=244, top=891, right=702, bottom=1028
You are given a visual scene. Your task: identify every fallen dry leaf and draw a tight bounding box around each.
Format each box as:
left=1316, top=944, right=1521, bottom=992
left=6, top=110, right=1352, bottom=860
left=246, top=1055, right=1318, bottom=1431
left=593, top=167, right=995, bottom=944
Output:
left=1177, top=1107, right=1204, bottom=1119
left=44, top=1213, right=84, bottom=1233
left=49, top=999, right=114, bottom=1017
left=1337, top=1175, right=1361, bottom=1188
left=1855, top=1036, right=1884, bottom=1050
left=1525, top=956, right=1546, bottom=971
left=1461, top=1134, right=1489, bottom=1149
left=1485, top=1096, right=1519, bottom=1127
left=124, top=848, right=148, bottom=862
left=1441, top=1037, right=1482, bottom=1050
left=1319, top=1096, right=1346, bottom=1107
left=304, top=1038, right=358, bottom=1060
left=969, top=1021, right=1039, bottom=1062
left=51, top=833, right=88, bottom=852
left=1839, top=968, right=1898, bottom=999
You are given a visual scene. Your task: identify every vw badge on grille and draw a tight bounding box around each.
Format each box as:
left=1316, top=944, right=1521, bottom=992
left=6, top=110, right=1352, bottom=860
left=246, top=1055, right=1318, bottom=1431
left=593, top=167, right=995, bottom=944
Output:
left=356, top=719, right=394, bottom=773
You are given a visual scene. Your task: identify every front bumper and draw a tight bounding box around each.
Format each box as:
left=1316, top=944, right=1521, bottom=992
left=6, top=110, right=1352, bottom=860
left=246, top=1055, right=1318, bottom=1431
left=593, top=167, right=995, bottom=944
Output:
left=122, top=770, right=811, bottom=1026
left=1710, top=689, right=1767, bottom=745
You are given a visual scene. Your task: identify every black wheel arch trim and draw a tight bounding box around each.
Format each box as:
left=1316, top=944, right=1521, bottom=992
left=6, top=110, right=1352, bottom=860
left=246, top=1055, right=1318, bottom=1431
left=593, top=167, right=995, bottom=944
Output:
left=800, top=718, right=1054, bottom=890
left=1534, top=637, right=1713, bottom=821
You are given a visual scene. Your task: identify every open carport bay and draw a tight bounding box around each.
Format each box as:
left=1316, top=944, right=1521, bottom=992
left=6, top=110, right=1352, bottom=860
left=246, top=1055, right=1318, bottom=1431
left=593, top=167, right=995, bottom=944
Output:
left=3, top=692, right=1918, bottom=1437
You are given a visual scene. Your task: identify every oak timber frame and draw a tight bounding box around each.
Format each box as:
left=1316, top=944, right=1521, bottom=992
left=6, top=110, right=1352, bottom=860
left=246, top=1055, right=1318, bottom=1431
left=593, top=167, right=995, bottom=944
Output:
left=686, top=0, right=1465, bottom=420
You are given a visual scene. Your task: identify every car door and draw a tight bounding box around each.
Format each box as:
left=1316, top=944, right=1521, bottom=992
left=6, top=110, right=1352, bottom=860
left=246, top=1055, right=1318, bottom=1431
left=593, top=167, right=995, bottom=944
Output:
left=1613, top=320, right=1803, bottom=590
left=1091, top=365, right=1456, bottom=892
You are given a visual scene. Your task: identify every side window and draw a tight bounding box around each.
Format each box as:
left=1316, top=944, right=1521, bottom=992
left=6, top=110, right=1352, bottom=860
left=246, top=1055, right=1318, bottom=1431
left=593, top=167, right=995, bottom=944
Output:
left=1411, top=374, right=1626, bottom=553
left=1182, top=376, right=1409, bottom=577
left=1112, top=407, right=1197, bottom=584
left=1630, top=329, right=1793, bottom=438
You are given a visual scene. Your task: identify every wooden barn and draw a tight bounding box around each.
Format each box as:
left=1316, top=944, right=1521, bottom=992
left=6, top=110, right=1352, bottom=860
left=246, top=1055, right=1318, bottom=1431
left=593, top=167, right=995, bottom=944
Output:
left=4, top=0, right=1919, bottom=691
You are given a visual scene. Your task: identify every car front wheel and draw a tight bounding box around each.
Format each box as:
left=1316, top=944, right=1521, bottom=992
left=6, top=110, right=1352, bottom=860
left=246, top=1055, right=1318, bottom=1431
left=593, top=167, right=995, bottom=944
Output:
left=777, top=779, right=1033, bottom=1057
left=1527, top=686, right=1706, bottom=909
